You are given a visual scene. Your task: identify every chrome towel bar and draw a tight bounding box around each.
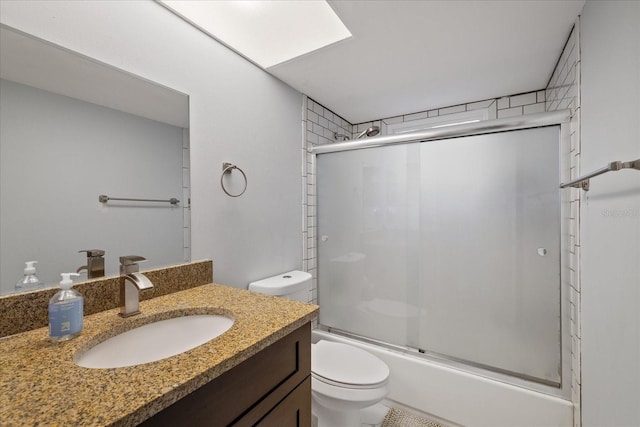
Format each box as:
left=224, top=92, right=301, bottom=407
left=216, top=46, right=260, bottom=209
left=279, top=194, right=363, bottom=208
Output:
left=560, top=159, right=639, bottom=191
left=99, top=195, right=180, bottom=205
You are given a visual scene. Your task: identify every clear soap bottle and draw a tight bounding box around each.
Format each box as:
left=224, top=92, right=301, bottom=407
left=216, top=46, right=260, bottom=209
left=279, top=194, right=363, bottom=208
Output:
left=15, top=260, right=44, bottom=291
left=48, top=273, right=83, bottom=342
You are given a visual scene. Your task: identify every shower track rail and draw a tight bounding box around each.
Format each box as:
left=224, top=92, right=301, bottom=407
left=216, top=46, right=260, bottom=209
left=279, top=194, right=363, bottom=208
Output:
left=311, top=110, right=570, bottom=154
left=321, top=325, right=563, bottom=393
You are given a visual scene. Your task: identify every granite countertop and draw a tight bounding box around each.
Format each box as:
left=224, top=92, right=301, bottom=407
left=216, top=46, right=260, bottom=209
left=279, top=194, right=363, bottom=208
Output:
left=0, top=283, right=318, bottom=426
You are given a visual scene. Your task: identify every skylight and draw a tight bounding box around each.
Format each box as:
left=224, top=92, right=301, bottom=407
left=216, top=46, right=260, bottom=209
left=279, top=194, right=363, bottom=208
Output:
left=158, top=0, right=352, bottom=69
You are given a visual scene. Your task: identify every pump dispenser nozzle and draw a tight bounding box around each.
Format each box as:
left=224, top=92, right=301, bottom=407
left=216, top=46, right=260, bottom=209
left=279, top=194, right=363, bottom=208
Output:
left=16, top=260, right=44, bottom=291
left=24, top=260, right=37, bottom=274
left=60, top=273, right=80, bottom=289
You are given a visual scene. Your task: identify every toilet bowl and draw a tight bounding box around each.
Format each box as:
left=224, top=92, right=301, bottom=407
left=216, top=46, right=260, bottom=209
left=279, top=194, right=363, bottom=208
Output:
left=311, top=340, right=389, bottom=427
left=249, top=271, right=390, bottom=427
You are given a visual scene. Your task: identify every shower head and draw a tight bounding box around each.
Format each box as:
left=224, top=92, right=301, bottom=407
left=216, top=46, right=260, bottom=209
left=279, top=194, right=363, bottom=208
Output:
left=355, top=125, right=380, bottom=139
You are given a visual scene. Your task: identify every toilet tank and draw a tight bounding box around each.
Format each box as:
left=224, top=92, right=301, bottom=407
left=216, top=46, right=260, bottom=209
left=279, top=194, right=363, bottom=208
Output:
left=248, top=271, right=312, bottom=303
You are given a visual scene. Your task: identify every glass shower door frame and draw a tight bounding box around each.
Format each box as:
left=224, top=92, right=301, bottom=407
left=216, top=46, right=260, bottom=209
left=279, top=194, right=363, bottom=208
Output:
left=313, top=111, right=572, bottom=399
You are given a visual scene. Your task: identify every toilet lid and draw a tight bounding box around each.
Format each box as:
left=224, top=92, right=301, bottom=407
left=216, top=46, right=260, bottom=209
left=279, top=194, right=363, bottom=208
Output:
left=312, top=340, right=389, bottom=386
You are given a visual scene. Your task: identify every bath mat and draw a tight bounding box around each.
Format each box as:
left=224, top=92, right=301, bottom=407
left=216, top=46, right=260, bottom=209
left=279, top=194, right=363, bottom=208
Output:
left=381, top=407, right=446, bottom=427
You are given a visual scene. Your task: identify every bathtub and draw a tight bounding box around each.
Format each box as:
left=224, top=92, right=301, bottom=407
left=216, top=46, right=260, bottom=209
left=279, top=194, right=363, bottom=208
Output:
left=312, top=329, right=573, bottom=427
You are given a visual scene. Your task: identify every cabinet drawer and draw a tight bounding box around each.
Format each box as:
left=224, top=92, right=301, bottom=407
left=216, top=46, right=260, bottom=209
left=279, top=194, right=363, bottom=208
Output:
left=254, top=377, right=311, bottom=427
left=141, top=322, right=311, bottom=426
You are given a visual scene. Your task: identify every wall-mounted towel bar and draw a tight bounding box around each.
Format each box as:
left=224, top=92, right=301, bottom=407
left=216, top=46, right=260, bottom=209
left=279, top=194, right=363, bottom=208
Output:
left=560, top=159, right=640, bottom=191
left=99, top=195, right=180, bottom=205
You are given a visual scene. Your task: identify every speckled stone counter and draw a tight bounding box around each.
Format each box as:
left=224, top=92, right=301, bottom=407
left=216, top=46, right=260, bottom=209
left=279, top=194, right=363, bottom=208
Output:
left=0, top=260, right=214, bottom=337
left=0, top=283, right=318, bottom=426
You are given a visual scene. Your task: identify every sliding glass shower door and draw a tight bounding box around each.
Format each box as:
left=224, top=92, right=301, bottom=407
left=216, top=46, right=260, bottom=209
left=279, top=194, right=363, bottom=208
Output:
left=317, top=126, right=561, bottom=385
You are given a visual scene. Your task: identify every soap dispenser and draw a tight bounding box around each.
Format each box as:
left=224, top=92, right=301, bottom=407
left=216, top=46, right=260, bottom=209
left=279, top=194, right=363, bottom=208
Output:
left=15, top=260, right=44, bottom=291
left=48, top=273, right=83, bottom=342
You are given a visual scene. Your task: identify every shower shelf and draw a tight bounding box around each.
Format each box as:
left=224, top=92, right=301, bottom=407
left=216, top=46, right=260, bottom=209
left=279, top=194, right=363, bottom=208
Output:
left=559, top=158, right=640, bottom=191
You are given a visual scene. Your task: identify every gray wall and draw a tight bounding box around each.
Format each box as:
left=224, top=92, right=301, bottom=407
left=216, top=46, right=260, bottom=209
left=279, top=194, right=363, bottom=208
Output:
left=0, top=1, right=304, bottom=288
left=580, top=1, right=640, bottom=425
left=0, top=79, right=184, bottom=292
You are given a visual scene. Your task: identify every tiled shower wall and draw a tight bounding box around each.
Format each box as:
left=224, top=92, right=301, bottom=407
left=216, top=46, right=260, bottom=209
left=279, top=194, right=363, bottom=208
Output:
left=302, top=36, right=580, bottom=419
left=546, top=21, right=582, bottom=427
left=183, top=129, right=191, bottom=262
left=302, top=91, right=547, bottom=306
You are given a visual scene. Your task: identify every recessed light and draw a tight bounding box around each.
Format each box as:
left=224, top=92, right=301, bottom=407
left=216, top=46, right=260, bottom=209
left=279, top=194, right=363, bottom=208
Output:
left=158, top=0, right=352, bottom=69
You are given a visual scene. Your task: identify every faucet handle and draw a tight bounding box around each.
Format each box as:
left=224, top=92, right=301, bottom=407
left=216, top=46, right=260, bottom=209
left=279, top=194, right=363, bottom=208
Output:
left=80, top=249, right=105, bottom=257
left=119, top=255, right=146, bottom=266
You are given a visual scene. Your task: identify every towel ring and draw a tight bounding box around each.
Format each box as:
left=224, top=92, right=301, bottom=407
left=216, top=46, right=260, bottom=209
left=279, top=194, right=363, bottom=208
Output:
left=220, top=162, right=247, bottom=197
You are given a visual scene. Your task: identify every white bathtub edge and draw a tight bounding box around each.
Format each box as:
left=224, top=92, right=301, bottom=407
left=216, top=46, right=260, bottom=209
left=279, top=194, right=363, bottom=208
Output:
left=313, top=330, right=573, bottom=427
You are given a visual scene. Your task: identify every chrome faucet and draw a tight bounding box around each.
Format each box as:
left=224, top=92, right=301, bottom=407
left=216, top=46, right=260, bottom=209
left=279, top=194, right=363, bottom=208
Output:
left=77, top=249, right=105, bottom=279
left=119, top=255, right=154, bottom=318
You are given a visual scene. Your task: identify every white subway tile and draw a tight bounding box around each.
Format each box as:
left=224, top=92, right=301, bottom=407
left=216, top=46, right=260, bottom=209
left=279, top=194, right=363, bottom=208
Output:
left=497, top=97, right=510, bottom=109
left=308, top=110, right=319, bottom=124
left=383, top=115, right=404, bottom=125
left=536, top=90, right=546, bottom=103
left=524, top=102, right=545, bottom=114
left=427, top=109, right=438, bottom=118
left=183, top=227, right=191, bottom=248
left=558, top=97, right=573, bottom=111
left=509, top=92, right=537, bottom=107
left=466, top=99, right=494, bottom=110
left=323, top=109, right=334, bottom=122
left=323, top=128, right=335, bottom=140
left=312, top=101, right=323, bottom=116
left=306, top=130, right=318, bottom=145
left=547, top=99, right=560, bottom=111
left=404, top=111, right=428, bottom=121
left=319, top=116, right=329, bottom=128
left=439, top=104, right=466, bottom=115
left=488, top=101, right=497, bottom=119
left=497, top=106, right=523, bottom=118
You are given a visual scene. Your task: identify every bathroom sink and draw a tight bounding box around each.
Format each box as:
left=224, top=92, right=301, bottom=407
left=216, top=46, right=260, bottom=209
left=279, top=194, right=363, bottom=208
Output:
left=75, top=314, right=234, bottom=369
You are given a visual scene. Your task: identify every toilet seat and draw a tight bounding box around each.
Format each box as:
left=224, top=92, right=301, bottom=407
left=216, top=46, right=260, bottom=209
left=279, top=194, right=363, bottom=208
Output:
left=312, top=340, right=389, bottom=389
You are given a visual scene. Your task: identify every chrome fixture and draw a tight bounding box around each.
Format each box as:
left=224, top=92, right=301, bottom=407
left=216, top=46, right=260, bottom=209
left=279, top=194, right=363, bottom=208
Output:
left=355, top=125, right=380, bottom=139
left=220, top=162, right=248, bottom=197
left=119, top=255, right=154, bottom=318
left=76, top=249, right=105, bottom=279
left=334, top=133, right=350, bottom=141
left=99, top=195, right=180, bottom=205
left=560, top=159, right=640, bottom=191
left=312, top=110, right=570, bottom=155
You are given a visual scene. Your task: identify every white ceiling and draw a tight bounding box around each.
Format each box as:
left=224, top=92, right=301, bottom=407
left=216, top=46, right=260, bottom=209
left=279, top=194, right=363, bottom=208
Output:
left=267, top=0, right=585, bottom=124
left=0, top=26, right=189, bottom=128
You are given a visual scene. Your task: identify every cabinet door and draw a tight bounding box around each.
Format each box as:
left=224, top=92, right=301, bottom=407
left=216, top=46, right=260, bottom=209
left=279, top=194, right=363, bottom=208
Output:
left=255, top=377, right=311, bottom=427
left=140, top=323, right=311, bottom=427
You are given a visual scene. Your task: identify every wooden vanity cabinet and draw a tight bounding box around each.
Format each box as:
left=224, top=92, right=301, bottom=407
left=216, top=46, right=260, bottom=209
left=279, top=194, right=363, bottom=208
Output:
left=141, top=322, right=312, bottom=427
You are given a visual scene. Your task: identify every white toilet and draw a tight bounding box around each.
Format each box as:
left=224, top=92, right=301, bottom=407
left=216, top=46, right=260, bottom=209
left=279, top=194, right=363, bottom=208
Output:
left=249, top=271, right=390, bottom=427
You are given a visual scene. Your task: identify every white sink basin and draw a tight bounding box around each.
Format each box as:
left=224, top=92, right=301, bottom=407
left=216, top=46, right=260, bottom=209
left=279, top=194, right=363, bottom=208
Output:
left=75, top=314, right=234, bottom=369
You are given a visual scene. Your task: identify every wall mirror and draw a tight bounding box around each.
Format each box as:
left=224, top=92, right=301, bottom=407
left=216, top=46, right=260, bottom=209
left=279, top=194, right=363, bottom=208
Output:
left=0, top=24, right=190, bottom=295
